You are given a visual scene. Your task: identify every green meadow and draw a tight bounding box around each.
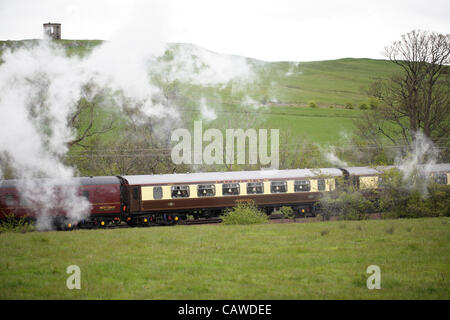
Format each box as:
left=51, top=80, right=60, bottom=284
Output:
left=1, top=217, right=449, bottom=299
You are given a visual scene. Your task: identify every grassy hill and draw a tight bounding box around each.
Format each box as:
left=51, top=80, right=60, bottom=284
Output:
left=0, top=39, right=398, bottom=107
left=0, top=40, right=400, bottom=147
left=1, top=218, right=448, bottom=299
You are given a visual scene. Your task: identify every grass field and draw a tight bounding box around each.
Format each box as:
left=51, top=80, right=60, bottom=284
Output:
left=1, top=217, right=449, bottom=299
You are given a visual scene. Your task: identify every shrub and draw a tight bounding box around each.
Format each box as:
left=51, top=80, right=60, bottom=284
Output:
left=318, top=184, right=373, bottom=221
left=378, top=169, right=450, bottom=218
left=359, top=103, right=368, bottom=110
left=221, top=203, right=268, bottom=225
left=345, top=102, right=354, bottom=109
left=280, top=206, right=294, bottom=220
left=0, top=212, right=34, bottom=234
left=368, top=97, right=380, bottom=110
left=308, top=101, right=317, bottom=108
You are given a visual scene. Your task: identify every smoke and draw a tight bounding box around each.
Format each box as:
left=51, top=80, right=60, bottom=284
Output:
left=394, top=131, right=439, bottom=194
left=285, top=62, right=301, bottom=76
left=323, top=148, right=348, bottom=167
left=0, top=8, right=256, bottom=229
left=199, top=97, right=217, bottom=121
left=319, top=132, right=350, bottom=168
left=154, top=43, right=254, bottom=86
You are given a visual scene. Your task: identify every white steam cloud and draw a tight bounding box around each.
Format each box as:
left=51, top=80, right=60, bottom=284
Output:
left=0, top=14, right=256, bottom=229
left=394, top=131, right=439, bottom=194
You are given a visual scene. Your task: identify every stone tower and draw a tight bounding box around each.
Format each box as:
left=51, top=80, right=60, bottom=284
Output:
left=43, top=23, right=61, bottom=40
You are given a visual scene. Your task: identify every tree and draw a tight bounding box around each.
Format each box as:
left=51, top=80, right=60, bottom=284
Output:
left=68, top=84, right=116, bottom=148
left=356, top=30, right=450, bottom=156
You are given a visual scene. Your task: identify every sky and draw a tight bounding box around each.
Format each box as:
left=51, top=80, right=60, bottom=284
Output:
left=0, top=0, right=449, bottom=61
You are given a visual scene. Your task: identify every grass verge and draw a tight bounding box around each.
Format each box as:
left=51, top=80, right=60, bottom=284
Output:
left=0, top=217, right=448, bottom=299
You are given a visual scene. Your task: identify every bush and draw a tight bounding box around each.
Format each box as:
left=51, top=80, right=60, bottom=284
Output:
left=378, top=169, right=450, bottom=218
left=308, top=101, right=317, bottom=108
left=345, top=102, right=354, bottom=109
left=280, top=206, right=294, bottom=220
left=318, top=182, right=373, bottom=221
left=368, top=97, right=380, bottom=110
left=0, top=212, right=34, bottom=234
left=359, top=103, right=368, bottom=110
left=221, top=203, right=268, bottom=225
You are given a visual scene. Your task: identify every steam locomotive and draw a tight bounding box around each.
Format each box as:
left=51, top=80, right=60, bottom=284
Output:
left=1, top=164, right=449, bottom=229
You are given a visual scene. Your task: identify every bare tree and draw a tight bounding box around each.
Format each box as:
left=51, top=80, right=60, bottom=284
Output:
left=356, top=30, right=450, bottom=154
left=68, top=84, right=116, bottom=148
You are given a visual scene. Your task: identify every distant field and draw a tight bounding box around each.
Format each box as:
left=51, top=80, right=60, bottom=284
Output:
left=1, top=217, right=448, bottom=299
left=188, top=105, right=362, bottom=145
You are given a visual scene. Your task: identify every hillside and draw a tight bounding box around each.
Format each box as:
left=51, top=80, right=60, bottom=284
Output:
left=0, top=39, right=399, bottom=107
left=0, top=40, right=399, bottom=149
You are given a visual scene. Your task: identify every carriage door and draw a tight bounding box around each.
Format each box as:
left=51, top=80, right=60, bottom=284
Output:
left=129, top=186, right=142, bottom=212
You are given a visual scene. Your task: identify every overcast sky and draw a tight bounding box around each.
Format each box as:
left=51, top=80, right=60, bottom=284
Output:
left=0, top=0, right=449, bottom=61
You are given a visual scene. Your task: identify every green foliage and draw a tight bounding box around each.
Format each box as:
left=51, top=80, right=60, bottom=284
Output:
left=280, top=206, right=294, bottom=219
left=368, top=97, right=380, bottom=110
left=345, top=102, right=354, bottom=109
left=319, top=179, right=374, bottom=220
left=0, top=212, right=34, bottom=234
left=359, top=103, right=368, bottom=110
left=221, top=203, right=268, bottom=225
left=379, top=169, right=450, bottom=218
left=308, top=101, right=318, bottom=108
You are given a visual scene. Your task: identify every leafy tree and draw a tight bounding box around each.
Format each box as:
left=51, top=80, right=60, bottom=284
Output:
left=357, top=30, right=450, bottom=153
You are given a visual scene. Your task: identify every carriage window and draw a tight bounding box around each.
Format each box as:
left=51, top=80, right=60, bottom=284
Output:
left=222, top=183, right=240, bottom=196
left=82, top=190, right=89, bottom=199
left=271, top=181, right=287, bottom=193
left=351, top=176, right=360, bottom=189
left=132, top=187, right=139, bottom=200
left=171, top=185, right=190, bottom=198
left=153, top=187, right=163, bottom=200
left=294, top=180, right=311, bottom=192
left=434, top=173, right=447, bottom=185
left=317, top=179, right=326, bottom=191
left=198, top=184, right=215, bottom=197
left=5, top=194, right=16, bottom=207
left=247, top=182, right=264, bottom=194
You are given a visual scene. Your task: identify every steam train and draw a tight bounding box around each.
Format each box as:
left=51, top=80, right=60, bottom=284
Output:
left=1, top=164, right=449, bottom=229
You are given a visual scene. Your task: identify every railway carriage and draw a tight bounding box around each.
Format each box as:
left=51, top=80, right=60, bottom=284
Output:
left=1, top=164, right=449, bottom=229
left=375, top=164, right=450, bottom=186
left=120, top=168, right=343, bottom=225
left=0, top=176, right=123, bottom=229
left=339, top=167, right=380, bottom=190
